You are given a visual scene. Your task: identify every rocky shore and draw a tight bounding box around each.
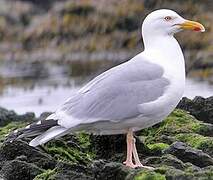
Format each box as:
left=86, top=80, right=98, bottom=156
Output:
left=0, top=0, right=212, bottom=84
left=0, top=96, right=212, bottom=180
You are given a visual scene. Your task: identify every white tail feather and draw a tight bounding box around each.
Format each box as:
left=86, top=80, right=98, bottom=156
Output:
left=29, top=126, right=68, bottom=147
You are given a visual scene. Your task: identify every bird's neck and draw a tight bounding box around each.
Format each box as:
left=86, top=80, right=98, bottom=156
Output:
left=143, top=34, right=179, bottom=52
left=142, top=34, right=185, bottom=80
left=143, top=35, right=184, bottom=65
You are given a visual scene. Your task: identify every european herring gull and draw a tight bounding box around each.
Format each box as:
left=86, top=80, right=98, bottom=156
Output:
left=16, top=9, right=205, bottom=168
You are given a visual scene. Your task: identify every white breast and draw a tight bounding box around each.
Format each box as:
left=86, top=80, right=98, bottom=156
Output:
left=137, top=36, right=186, bottom=123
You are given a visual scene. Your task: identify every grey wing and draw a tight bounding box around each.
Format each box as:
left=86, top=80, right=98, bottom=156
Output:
left=55, top=54, right=170, bottom=126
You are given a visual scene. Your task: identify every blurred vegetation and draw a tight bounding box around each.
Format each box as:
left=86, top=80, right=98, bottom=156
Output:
left=0, top=0, right=212, bottom=82
left=0, top=0, right=211, bottom=51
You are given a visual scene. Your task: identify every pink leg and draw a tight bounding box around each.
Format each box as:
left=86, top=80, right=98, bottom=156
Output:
left=132, top=137, right=143, bottom=167
left=123, top=130, right=135, bottom=168
left=132, top=137, right=155, bottom=169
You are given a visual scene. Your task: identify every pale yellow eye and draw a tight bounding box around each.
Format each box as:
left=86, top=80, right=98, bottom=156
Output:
left=164, top=16, right=172, bottom=21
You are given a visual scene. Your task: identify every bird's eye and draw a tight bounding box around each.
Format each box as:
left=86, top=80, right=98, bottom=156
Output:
left=164, top=16, right=172, bottom=21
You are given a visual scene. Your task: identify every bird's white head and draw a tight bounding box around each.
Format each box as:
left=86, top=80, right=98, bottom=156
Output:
left=142, top=9, right=205, bottom=50
left=142, top=9, right=205, bottom=37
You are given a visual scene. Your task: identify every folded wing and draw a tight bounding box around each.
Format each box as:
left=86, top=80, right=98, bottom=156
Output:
left=55, top=54, right=170, bottom=128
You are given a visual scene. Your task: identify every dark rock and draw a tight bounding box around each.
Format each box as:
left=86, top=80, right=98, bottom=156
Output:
left=15, top=155, right=28, bottom=161
left=38, top=160, right=137, bottom=180
left=92, top=161, right=135, bottom=180
left=0, top=140, right=56, bottom=170
left=17, top=112, right=35, bottom=122
left=0, top=107, right=36, bottom=127
left=165, top=168, right=193, bottom=180
left=0, top=160, right=43, bottom=180
left=164, top=142, right=213, bottom=168
left=177, top=96, right=213, bottom=124
left=144, top=154, right=187, bottom=170
left=90, top=135, right=126, bottom=160
left=39, top=112, right=52, bottom=120
left=52, top=161, right=94, bottom=180
left=0, top=108, right=19, bottom=126
left=165, top=166, right=213, bottom=180
left=1, top=104, right=213, bottom=179
left=194, top=122, right=213, bottom=137
left=158, top=135, right=176, bottom=144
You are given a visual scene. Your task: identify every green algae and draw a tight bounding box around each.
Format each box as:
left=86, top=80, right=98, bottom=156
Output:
left=134, top=170, right=166, bottom=180
left=176, top=133, right=213, bottom=156
left=139, top=109, right=213, bottom=157
left=1, top=108, right=212, bottom=179
left=140, top=110, right=198, bottom=142
left=75, top=132, right=91, bottom=149
left=154, top=165, right=213, bottom=180
left=191, top=122, right=213, bottom=136
left=44, top=133, right=95, bottom=165
left=134, top=163, right=213, bottom=180
left=147, top=143, right=169, bottom=154
left=140, top=110, right=210, bottom=141
left=34, top=168, right=56, bottom=180
left=147, top=143, right=169, bottom=152
left=0, top=122, right=27, bottom=145
left=34, top=133, right=95, bottom=179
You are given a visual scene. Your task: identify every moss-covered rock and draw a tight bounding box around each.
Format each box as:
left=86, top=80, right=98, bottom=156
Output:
left=134, top=170, right=166, bottom=180
left=44, top=133, right=95, bottom=165
left=139, top=109, right=213, bottom=157
left=1, top=100, right=213, bottom=179
left=0, top=107, right=35, bottom=127
left=144, top=154, right=187, bottom=170
left=176, top=133, right=213, bottom=156
left=163, top=142, right=213, bottom=168
left=177, top=96, right=213, bottom=124
left=164, top=165, right=213, bottom=180
left=33, top=168, right=56, bottom=180
left=0, top=140, right=56, bottom=169
left=0, top=160, right=43, bottom=180
left=0, top=122, right=27, bottom=145
left=147, top=143, right=170, bottom=155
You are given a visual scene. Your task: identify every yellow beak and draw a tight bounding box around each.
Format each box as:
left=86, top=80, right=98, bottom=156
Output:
left=179, top=20, right=205, bottom=32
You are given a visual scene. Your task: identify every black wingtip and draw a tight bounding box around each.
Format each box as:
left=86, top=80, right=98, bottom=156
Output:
left=6, top=119, right=59, bottom=143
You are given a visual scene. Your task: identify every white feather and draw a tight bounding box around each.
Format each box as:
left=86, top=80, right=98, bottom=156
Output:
left=29, top=126, right=67, bottom=147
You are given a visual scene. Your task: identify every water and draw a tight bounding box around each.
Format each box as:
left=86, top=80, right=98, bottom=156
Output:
left=184, top=79, right=213, bottom=98
left=0, top=59, right=212, bottom=116
left=0, top=77, right=212, bottom=116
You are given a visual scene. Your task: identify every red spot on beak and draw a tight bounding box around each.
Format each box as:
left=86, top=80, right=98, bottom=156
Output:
left=194, top=27, right=201, bottom=32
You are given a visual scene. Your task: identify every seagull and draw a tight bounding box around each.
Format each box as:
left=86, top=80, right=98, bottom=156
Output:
left=16, top=9, right=205, bottom=168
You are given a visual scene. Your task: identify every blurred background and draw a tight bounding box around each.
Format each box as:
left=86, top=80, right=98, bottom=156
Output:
left=0, top=0, right=212, bottom=116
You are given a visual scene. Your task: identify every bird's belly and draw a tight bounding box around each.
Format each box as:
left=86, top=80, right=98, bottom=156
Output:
left=77, top=115, right=165, bottom=135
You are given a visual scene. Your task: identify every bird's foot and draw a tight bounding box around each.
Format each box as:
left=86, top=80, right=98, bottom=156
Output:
left=133, top=162, right=155, bottom=170
left=123, top=161, right=137, bottom=168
